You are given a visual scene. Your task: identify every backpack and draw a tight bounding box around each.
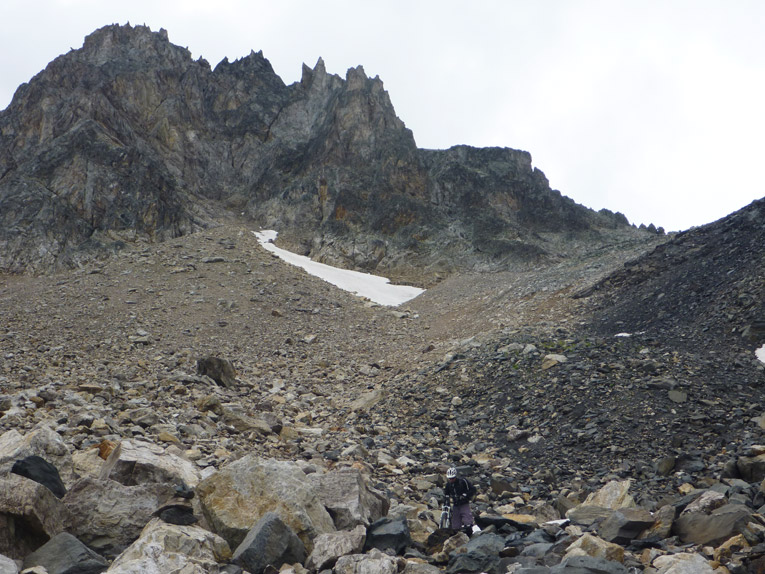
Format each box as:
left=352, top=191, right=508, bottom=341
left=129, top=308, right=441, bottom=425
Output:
left=466, top=479, right=477, bottom=500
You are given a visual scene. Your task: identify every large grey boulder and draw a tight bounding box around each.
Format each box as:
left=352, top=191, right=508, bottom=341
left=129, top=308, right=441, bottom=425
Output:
left=307, top=467, right=389, bottom=529
left=63, top=476, right=178, bottom=558
left=196, top=455, right=335, bottom=551
left=22, top=532, right=107, bottom=574
left=306, top=524, right=366, bottom=571
left=0, top=474, right=69, bottom=559
left=99, top=438, right=200, bottom=488
left=232, top=512, right=306, bottom=574
left=104, top=518, right=231, bottom=573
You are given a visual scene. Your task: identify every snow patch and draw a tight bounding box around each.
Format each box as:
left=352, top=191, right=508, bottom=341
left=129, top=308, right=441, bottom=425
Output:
left=757, top=344, right=765, bottom=365
left=253, top=230, right=424, bottom=307
left=615, top=333, right=632, bottom=338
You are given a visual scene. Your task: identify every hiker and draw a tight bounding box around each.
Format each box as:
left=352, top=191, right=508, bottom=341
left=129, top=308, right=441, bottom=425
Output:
left=444, top=466, right=476, bottom=534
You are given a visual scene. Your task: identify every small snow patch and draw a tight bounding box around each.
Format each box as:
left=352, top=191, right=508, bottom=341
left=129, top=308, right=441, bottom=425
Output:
left=757, top=344, right=765, bottom=365
left=615, top=333, right=632, bottom=338
left=253, top=230, right=424, bottom=307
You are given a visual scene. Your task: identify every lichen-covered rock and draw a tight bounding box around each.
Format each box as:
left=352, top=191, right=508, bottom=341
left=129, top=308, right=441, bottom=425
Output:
left=196, top=455, right=335, bottom=551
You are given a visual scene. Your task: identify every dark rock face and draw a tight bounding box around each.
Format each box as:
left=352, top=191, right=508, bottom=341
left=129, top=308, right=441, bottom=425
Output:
left=22, top=532, right=108, bottom=574
left=11, top=455, right=67, bottom=498
left=232, top=512, right=307, bottom=574
left=0, top=23, right=649, bottom=279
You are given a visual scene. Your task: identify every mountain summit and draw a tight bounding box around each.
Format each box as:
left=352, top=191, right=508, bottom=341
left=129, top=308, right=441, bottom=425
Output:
left=0, top=24, right=655, bottom=281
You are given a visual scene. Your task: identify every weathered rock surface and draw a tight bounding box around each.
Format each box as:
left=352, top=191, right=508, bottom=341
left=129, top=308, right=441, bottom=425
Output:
left=196, top=455, right=335, bottom=550
left=232, top=512, right=306, bottom=574
left=0, top=24, right=655, bottom=280
left=62, top=476, right=178, bottom=558
left=0, top=474, right=68, bottom=560
left=307, top=467, right=389, bottom=529
left=103, top=518, right=231, bottom=573
left=306, top=524, right=366, bottom=571
left=21, top=532, right=107, bottom=574
left=99, top=438, right=200, bottom=487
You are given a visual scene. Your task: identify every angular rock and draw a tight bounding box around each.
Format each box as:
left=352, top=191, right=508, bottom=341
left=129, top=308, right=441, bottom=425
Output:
left=402, top=562, right=443, bottom=574
left=652, top=552, right=716, bottom=573
left=681, top=489, right=725, bottom=515
left=364, top=516, right=411, bottom=555
left=11, top=455, right=66, bottom=498
left=597, top=508, right=655, bottom=544
left=306, top=524, right=366, bottom=571
left=564, top=533, right=624, bottom=563
left=334, top=548, right=399, bottom=574
left=196, top=356, right=238, bottom=388
left=582, top=480, right=635, bottom=510
left=465, top=532, right=506, bottom=556
left=104, top=518, right=231, bottom=574
left=446, top=550, right=503, bottom=574
left=551, top=555, right=628, bottom=573
left=0, top=426, right=75, bottom=487
left=738, top=454, right=765, bottom=482
left=232, top=512, right=306, bottom=574
left=99, top=438, right=200, bottom=488
left=22, top=532, right=107, bottom=574
left=566, top=505, right=613, bottom=527
left=638, top=504, right=675, bottom=540
left=672, top=503, right=753, bottom=546
left=0, top=474, right=68, bottom=560
left=307, top=467, right=389, bottom=529
left=541, top=354, right=567, bottom=370
left=63, top=476, right=177, bottom=558
left=196, top=455, right=335, bottom=551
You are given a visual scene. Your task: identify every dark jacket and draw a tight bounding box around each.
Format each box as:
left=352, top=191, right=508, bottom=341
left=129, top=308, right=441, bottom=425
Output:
left=445, top=477, right=475, bottom=505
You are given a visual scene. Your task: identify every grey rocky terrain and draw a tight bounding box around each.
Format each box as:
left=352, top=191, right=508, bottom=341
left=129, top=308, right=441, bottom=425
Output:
left=0, top=21, right=764, bottom=574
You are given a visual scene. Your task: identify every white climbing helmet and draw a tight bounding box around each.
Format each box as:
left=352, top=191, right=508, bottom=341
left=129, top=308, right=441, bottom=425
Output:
left=446, top=467, right=457, bottom=479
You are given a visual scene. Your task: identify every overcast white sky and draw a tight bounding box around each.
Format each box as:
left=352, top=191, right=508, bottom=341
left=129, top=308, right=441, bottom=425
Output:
left=2, top=1, right=764, bottom=232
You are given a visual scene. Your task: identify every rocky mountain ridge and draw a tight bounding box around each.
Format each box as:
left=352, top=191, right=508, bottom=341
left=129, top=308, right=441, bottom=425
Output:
left=0, top=23, right=656, bottom=283
left=1, top=21, right=764, bottom=574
